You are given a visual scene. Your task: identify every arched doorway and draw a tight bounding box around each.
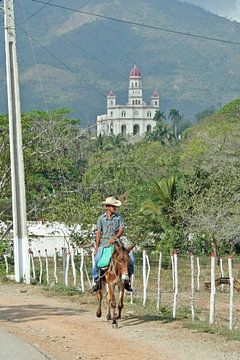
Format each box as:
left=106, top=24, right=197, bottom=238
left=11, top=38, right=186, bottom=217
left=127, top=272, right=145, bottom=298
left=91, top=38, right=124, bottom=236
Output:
left=121, top=125, right=127, bottom=137
left=133, top=124, right=140, bottom=136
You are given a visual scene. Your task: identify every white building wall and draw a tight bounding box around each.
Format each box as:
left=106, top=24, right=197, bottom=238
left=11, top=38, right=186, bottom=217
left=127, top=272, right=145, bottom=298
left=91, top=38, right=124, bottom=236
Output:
left=96, top=66, right=159, bottom=137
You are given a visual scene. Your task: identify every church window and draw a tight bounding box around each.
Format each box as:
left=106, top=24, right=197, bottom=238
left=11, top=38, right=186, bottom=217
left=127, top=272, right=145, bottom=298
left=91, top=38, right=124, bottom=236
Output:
left=138, top=100, right=140, bottom=105
left=133, top=124, right=140, bottom=136
left=121, top=111, right=126, bottom=117
left=155, top=101, right=158, bottom=105
left=147, top=125, right=152, bottom=133
left=110, top=111, right=113, bottom=116
left=110, top=100, right=113, bottom=105
left=135, top=82, right=138, bottom=87
left=147, top=111, right=151, bottom=117
left=121, top=125, right=127, bottom=137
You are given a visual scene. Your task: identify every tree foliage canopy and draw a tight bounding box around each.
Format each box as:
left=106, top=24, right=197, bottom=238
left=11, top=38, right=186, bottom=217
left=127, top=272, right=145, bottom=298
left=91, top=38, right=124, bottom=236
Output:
left=1, top=100, right=240, bottom=255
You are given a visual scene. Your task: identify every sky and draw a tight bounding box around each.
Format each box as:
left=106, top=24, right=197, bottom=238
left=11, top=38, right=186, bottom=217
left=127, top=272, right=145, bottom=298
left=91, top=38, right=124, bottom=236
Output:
left=179, top=0, right=240, bottom=22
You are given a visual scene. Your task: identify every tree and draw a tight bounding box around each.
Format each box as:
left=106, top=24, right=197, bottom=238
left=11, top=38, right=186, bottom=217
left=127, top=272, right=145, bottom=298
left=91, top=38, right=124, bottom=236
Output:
left=169, top=109, right=182, bottom=139
left=145, top=120, right=174, bottom=145
left=154, top=110, right=166, bottom=122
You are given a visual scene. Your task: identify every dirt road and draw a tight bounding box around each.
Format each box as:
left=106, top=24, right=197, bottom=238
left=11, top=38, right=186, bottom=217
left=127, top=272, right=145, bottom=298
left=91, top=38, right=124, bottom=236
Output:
left=0, top=283, right=239, bottom=360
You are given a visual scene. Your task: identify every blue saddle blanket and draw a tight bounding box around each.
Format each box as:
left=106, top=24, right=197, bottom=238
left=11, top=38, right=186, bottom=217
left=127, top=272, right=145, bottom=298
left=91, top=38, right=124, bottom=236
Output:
left=97, top=246, right=114, bottom=268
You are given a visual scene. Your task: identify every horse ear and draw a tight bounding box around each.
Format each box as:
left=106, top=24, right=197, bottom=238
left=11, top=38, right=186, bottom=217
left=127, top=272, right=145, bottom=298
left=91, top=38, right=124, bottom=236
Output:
left=114, top=242, right=122, bottom=252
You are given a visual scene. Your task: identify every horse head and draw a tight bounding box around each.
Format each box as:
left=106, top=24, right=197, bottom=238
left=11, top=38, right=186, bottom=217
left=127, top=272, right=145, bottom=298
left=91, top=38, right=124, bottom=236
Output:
left=112, top=242, right=131, bottom=282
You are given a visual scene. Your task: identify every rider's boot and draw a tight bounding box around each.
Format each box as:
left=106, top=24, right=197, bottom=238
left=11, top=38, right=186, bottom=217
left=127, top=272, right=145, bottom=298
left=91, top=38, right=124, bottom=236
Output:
left=91, top=278, right=101, bottom=293
left=124, top=280, right=133, bottom=292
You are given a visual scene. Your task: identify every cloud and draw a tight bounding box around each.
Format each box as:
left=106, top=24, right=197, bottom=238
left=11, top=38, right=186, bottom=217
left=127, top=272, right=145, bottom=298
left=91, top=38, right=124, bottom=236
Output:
left=179, top=0, right=240, bottom=21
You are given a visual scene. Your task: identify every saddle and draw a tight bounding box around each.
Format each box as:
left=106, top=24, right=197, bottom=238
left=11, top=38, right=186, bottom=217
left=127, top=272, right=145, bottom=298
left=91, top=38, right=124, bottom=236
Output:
left=97, top=245, right=114, bottom=268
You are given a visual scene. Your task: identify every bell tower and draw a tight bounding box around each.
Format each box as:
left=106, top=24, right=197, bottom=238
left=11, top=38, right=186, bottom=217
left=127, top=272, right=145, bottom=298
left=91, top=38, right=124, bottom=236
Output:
left=128, top=64, right=143, bottom=106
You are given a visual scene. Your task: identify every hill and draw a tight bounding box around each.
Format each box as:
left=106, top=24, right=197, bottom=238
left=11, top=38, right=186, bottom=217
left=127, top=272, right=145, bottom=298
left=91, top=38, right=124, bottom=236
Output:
left=1, top=0, right=240, bottom=125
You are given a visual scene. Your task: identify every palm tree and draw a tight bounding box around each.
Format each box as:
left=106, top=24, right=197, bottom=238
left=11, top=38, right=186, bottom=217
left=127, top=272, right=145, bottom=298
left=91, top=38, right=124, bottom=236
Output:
left=169, top=109, right=182, bottom=139
left=141, top=175, right=176, bottom=228
left=154, top=110, right=166, bottom=122
left=145, top=121, right=174, bottom=145
left=105, top=134, right=127, bottom=149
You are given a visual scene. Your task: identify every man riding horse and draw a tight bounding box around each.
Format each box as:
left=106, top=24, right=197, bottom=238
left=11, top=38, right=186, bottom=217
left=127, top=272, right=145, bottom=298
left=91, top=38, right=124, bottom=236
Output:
left=91, top=196, right=134, bottom=293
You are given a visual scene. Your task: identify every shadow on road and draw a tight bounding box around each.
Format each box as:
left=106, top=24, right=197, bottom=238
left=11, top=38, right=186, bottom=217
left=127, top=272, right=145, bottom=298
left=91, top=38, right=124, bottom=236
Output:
left=0, top=304, right=88, bottom=323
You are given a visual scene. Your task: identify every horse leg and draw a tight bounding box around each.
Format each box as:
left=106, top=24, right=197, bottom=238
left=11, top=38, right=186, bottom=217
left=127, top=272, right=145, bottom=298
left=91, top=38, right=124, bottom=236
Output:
left=106, top=285, right=111, bottom=320
left=117, top=282, right=124, bottom=319
left=96, top=288, right=102, bottom=318
left=108, top=283, right=117, bottom=325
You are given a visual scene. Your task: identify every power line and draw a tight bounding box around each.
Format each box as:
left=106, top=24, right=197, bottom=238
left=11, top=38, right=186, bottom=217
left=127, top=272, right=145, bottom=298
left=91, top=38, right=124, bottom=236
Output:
left=20, top=27, right=106, bottom=98
left=32, top=0, right=240, bottom=46
left=17, top=0, right=52, bottom=26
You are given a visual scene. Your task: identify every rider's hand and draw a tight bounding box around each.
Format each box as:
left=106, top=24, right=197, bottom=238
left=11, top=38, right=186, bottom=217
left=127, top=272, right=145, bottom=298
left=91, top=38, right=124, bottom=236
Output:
left=109, top=237, right=116, bottom=245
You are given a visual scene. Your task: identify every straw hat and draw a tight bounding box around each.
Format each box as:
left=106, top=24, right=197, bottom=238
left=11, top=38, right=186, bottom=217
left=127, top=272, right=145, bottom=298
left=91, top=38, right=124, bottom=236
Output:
left=101, top=196, right=122, bottom=207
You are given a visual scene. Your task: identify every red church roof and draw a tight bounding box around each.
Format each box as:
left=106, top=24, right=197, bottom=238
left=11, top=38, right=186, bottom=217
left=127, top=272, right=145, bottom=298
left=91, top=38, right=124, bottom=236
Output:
left=130, top=64, right=141, bottom=78
left=107, top=90, right=115, bottom=96
left=151, top=90, right=159, bottom=98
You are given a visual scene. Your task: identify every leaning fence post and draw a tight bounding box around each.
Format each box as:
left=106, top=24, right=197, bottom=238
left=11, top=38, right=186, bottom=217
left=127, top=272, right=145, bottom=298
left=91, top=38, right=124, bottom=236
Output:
left=38, top=250, right=43, bottom=285
left=172, top=252, right=178, bottom=319
left=209, top=252, right=216, bottom=324
left=190, top=253, right=195, bottom=321
left=45, top=249, right=49, bottom=285
left=157, top=251, right=162, bottom=311
left=228, top=256, right=234, bottom=330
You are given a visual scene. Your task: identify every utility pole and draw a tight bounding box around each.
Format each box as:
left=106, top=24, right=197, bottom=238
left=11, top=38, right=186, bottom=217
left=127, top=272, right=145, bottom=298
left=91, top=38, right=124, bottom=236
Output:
left=3, top=0, right=30, bottom=283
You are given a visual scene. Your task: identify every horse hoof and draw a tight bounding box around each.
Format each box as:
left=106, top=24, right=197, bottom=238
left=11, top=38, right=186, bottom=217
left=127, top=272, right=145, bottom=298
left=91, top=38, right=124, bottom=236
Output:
left=96, top=311, right=102, bottom=318
left=106, top=314, right=111, bottom=320
left=112, top=321, right=118, bottom=329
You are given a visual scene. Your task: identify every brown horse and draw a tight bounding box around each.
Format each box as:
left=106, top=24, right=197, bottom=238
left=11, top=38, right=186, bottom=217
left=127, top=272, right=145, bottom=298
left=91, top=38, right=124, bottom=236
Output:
left=96, top=242, right=132, bottom=327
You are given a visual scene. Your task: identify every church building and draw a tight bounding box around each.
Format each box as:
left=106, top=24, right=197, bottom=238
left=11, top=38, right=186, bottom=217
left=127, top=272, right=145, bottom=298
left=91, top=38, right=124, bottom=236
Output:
left=96, top=65, right=159, bottom=137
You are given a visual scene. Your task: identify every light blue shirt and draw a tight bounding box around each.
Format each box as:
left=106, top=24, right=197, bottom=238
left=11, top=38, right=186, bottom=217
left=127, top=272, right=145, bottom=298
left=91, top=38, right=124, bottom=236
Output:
left=96, top=212, right=124, bottom=247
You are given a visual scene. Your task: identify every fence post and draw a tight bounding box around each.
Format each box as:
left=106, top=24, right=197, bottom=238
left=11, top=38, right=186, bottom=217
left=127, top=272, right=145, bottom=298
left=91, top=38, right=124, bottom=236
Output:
left=91, top=248, right=95, bottom=285
left=62, top=247, right=66, bottom=284
left=53, top=248, right=58, bottom=285
left=79, top=247, right=84, bottom=292
left=29, top=249, right=36, bottom=280
left=157, top=251, right=162, bottom=311
left=3, top=254, right=9, bottom=276
left=228, top=256, right=234, bottom=330
left=65, top=249, right=70, bottom=287
left=190, top=253, right=195, bottom=321
left=38, top=250, right=42, bottom=285
left=209, top=252, right=216, bottom=324
left=196, top=256, right=200, bottom=292
left=172, top=252, right=178, bottom=319
left=220, top=258, right=224, bottom=292
left=171, top=252, right=175, bottom=291
left=71, top=246, right=77, bottom=287
left=45, top=249, right=49, bottom=285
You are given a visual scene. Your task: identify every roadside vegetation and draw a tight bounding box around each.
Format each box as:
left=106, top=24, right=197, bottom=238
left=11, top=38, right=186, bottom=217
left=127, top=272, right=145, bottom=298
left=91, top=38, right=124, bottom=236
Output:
left=1, top=100, right=240, bottom=259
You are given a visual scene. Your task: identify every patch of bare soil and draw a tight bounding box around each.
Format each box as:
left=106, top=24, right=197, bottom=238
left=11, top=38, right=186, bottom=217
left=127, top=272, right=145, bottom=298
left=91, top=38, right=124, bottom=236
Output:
left=0, top=283, right=239, bottom=360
